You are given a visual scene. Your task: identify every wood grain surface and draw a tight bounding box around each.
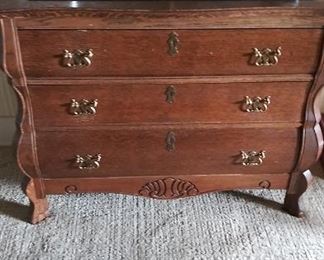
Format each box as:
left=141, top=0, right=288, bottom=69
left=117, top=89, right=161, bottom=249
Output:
left=18, top=29, right=323, bottom=77
left=1, top=1, right=324, bottom=222
left=29, top=81, right=310, bottom=127
left=43, top=174, right=291, bottom=196
left=35, top=127, right=300, bottom=178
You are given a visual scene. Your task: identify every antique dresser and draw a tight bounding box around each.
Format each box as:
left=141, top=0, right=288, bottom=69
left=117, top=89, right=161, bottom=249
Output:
left=1, top=0, right=324, bottom=224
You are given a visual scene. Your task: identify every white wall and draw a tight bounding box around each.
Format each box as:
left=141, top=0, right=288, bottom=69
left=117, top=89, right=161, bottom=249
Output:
left=0, top=72, right=18, bottom=146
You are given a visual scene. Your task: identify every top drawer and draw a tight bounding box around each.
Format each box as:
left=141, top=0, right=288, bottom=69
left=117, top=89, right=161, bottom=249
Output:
left=18, top=29, right=323, bottom=78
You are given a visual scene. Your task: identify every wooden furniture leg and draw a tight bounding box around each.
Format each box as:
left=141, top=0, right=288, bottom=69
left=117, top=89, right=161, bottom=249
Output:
left=283, top=170, right=313, bottom=217
left=25, top=179, right=49, bottom=224
left=320, top=114, right=324, bottom=169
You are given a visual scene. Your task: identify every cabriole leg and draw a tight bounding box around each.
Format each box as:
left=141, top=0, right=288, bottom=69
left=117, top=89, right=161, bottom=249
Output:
left=25, top=179, right=49, bottom=224
left=283, top=170, right=313, bottom=217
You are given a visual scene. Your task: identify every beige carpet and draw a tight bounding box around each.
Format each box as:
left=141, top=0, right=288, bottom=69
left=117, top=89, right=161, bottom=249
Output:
left=1, top=146, right=324, bottom=260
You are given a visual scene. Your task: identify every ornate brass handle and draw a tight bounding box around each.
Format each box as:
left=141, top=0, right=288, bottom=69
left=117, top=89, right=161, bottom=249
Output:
left=75, top=154, right=102, bottom=170
left=69, top=99, right=98, bottom=115
left=165, top=85, right=176, bottom=104
left=166, top=131, right=176, bottom=151
left=167, top=32, right=180, bottom=56
left=241, top=96, right=271, bottom=112
left=62, top=49, right=94, bottom=68
left=251, top=47, right=282, bottom=66
left=240, top=150, right=266, bottom=166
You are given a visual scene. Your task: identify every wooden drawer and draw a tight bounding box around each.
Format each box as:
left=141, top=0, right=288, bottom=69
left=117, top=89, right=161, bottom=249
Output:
left=30, top=81, right=309, bottom=127
left=19, top=29, right=322, bottom=77
left=36, top=127, right=300, bottom=178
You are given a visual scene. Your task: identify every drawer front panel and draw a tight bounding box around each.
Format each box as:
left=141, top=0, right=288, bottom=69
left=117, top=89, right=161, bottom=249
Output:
left=36, top=127, right=300, bottom=178
left=19, top=29, right=322, bottom=77
left=30, top=82, right=309, bottom=127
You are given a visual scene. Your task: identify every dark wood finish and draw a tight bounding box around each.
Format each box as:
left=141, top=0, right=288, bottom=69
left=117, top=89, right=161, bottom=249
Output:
left=29, top=82, right=310, bottom=127
left=27, top=74, right=314, bottom=84
left=43, top=174, right=291, bottom=197
left=283, top=170, right=313, bottom=217
left=19, top=29, right=322, bottom=78
left=36, top=127, right=300, bottom=178
left=2, top=2, right=324, bottom=30
left=284, top=33, right=324, bottom=217
left=0, top=0, right=323, bottom=223
left=1, top=1, right=324, bottom=11
left=0, top=18, right=45, bottom=201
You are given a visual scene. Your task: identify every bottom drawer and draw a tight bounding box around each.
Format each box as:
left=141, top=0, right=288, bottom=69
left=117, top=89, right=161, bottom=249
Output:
left=36, top=127, right=300, bottom=178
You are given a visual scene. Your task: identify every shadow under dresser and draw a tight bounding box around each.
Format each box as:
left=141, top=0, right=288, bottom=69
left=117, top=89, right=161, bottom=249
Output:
left=1, top=0, right=324, bottom=224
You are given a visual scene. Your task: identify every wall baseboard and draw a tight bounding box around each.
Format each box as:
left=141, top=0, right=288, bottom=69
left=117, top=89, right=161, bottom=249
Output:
left=0, top=117, right=16, bottom=146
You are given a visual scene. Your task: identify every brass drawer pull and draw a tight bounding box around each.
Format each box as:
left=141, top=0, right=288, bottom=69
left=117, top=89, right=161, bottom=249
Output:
left=167, top=32, right=180, bottom=56
left=69, top=99, right=98, bottom=115
left=62, top=49, right=94, bottom=68
left=240, top=150, right=266, bottom=166
left=241, top=96, right=271, bottom=112
left=165, top=85, right=176, bottom=104
left=75, top=154, right=102, bottom=170
left=166, top=131, right=176, bottom=151
left=251, top=47, right=282, bottom=66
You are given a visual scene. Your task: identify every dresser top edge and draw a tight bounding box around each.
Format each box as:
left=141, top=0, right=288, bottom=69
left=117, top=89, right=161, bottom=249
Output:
left=0, top=0, right=324, bottom=13
left=1, top=2, right=324, bottom=29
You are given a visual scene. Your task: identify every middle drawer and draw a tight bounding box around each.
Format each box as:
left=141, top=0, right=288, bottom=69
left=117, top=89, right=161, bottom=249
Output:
left=30, top=81, right=309, bottom=128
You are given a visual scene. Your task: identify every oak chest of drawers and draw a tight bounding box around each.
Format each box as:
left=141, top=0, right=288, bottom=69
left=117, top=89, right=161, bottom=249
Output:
left=1, top=0, right=324, bottom=224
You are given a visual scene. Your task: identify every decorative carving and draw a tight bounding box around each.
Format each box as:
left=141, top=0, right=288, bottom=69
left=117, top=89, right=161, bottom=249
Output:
left=259, top=180, right=271, bottom=189
left=251, top=47, right=282, bottom=66
left=165, top=85, right=176, bottom=104
left=139, top=177, right=199, bottom=199
left=69, top=99, right=98, bottom=115
left=240, top=150, right=266, bottom=166
left=241, top=96, right=271, bottom=112
left=65, top=185, right=78, bottom=194
left=75, top=154, right=102, bottom=170
left=167, top=32, right=180, bottom=56
left=165, top=131, right=176, bottom=151
left=2, top=7, right=323, bottom=224
left=62, top=49, right=94, bottom=68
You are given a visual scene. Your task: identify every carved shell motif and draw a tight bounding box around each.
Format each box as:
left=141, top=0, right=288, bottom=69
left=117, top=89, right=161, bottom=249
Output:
left=139, top=177, right=199, bottom=199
